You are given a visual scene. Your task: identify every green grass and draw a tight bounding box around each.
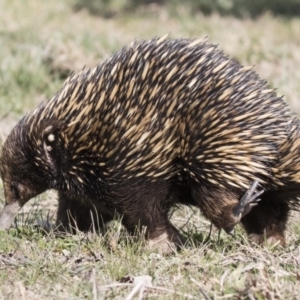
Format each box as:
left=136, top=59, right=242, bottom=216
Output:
left=1, top=0, right=300, bottom=298
left=1, top=208, right=300, bottom=299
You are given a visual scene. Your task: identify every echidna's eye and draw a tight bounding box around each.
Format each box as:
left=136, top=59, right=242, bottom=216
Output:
left=10, top=181, right=20, bottom=199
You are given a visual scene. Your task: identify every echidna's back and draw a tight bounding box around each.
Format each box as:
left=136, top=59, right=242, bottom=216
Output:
left=31, top=38, right=292, bottom=190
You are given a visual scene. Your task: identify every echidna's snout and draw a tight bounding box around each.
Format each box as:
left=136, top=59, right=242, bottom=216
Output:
left=0, top=125, right=49, bottom=230
left=0, top=181, right=23, bottom=230
left=0, top=201, right=21, bottom=230
left=0, top=179, right=40, bottom=230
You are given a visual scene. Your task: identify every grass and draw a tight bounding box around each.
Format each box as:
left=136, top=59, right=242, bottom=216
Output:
left=1, top=0, right=300, bottom=298
left=2, top=208, right=300, bottom=299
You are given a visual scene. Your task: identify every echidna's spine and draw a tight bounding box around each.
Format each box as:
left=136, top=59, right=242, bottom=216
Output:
left=22, top=37, right=293, bottom=193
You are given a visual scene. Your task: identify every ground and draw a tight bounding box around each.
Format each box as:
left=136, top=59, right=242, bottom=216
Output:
left=1, top=0, right=300, bottom=298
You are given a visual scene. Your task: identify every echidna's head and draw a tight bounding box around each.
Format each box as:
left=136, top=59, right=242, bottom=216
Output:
left=0, top=119, right=51, bottom=229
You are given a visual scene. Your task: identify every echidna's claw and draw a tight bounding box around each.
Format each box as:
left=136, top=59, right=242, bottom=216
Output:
left=224, top=180, right=264, bottom=235
left=233, top=180, right=264, bottom=218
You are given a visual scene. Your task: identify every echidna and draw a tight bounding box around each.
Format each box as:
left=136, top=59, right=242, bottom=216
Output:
left=0, top=36, right=299, bottom=253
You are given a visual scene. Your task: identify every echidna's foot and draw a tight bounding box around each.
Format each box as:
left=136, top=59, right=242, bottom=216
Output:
left=241, top=194, right=288, bottom=248
left=234, top=180, right=264, bottom=218
left=146, top=224, right=186, bottom=255
left=224, top=180, right=264, bottom=235
left=248, top=232, right=286, bottom=247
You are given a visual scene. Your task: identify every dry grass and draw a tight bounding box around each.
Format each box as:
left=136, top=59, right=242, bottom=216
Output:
left=1, top=208, right=300, bottom=299
left=1, top=0, right=300, bottom=298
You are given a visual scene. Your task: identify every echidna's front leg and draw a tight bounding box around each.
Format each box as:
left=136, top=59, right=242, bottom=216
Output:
left=111, top=180, right=186, bottom=255
left=145, top=222, right=187, bottom=255
left=56, top=191, right=114, bottom=233
left=122, top=213, right=186, bottom=255
left=224, top=180, right=264, bottom=234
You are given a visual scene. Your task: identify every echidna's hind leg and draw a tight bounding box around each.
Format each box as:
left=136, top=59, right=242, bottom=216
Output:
left=190, top=183, right=261, bottom=234
left=191, top=185, right=241, bottom=232
left=56, top=191, right=114, bottom=233
left=224, top=180, right=263, bottom=234
left=232, top=181, right=263, bottom=219
left=241, top=192, right=289, bottom=247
